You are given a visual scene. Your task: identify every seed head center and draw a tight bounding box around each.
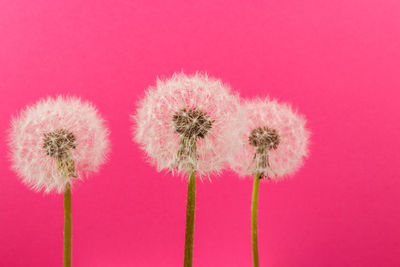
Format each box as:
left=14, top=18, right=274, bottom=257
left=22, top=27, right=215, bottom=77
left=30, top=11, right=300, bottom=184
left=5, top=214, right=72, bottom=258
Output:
left=249, top=127, right=280, bottom=150
left=43, top=129, right=77, bottom=159
left=172, top=108, right=214, bottom=139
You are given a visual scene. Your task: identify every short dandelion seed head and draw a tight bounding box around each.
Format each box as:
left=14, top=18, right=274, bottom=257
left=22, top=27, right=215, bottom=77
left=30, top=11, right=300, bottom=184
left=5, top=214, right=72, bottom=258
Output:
left=249, top=127, right=280, bottom=150
left=43, top=129, right=77, bottom=159
left=228, top=98, right=310, bottom=180
left=9, top=96, right=110, bottom=193
left=172, top=108, right=214, bottom=139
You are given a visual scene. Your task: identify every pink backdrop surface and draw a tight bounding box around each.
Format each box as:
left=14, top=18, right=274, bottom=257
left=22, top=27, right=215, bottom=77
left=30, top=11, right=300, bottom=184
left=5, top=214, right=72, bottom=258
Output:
left=1, top=0, right=399, bottom=266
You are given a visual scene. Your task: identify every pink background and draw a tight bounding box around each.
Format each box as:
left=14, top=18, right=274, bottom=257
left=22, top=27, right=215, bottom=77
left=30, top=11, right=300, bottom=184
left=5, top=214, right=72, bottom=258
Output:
left=0, top=0, right=399, bottom=266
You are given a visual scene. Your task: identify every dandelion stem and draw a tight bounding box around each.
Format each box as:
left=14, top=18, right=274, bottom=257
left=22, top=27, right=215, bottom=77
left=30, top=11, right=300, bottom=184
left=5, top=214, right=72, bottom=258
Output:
left=63, top=183, right=72, bottom=267
left=251, top=172, right=261, bottom=267
left=184, top=172, right=196, bottom=267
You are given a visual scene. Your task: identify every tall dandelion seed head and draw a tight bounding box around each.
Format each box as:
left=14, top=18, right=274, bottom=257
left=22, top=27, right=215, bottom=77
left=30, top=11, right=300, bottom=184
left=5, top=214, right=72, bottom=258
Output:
left=229, top=98, right=310, bottom=179
left=133, top=72, right=245, bottom=177
left=8, top=96, right=110, bottom=193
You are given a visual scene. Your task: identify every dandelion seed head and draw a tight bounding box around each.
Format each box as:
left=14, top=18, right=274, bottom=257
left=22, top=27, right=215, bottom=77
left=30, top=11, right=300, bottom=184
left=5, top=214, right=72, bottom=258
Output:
left=133, top=72, right=244, bottom=177
left=229, top=98, right=310, bottom=179
left=8, top=96, right=110, bottom=193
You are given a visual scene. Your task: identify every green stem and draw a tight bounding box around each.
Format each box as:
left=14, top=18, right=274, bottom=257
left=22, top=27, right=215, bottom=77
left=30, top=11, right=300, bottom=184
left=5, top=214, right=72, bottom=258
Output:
left=63, top=184, right=72, bottom=267
left=184, top=172, right=196, bottom=267
left=252, top=172, right=261, bottom=267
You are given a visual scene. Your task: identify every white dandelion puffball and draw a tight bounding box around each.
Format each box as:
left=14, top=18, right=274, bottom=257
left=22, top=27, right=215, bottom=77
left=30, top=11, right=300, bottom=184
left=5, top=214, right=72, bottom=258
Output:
left=229, top=98, right=310, bottom=179
left=133, top=72, right=244, bottom=177
left=9, top=96, right=110, bottom=193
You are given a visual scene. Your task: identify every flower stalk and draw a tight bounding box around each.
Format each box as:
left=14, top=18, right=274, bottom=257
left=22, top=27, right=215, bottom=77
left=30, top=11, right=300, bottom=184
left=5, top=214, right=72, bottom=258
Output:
left=184, top=171, right=196, bottom=267
left=249, top=126, right=280, bottom=267
left=172, top=108, right=210, bottom=267
left=63, top=183, right=72, bottom=267
left=251, top=172, right=261, bottom=267
left=182, top=136, right=197, bottom=267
